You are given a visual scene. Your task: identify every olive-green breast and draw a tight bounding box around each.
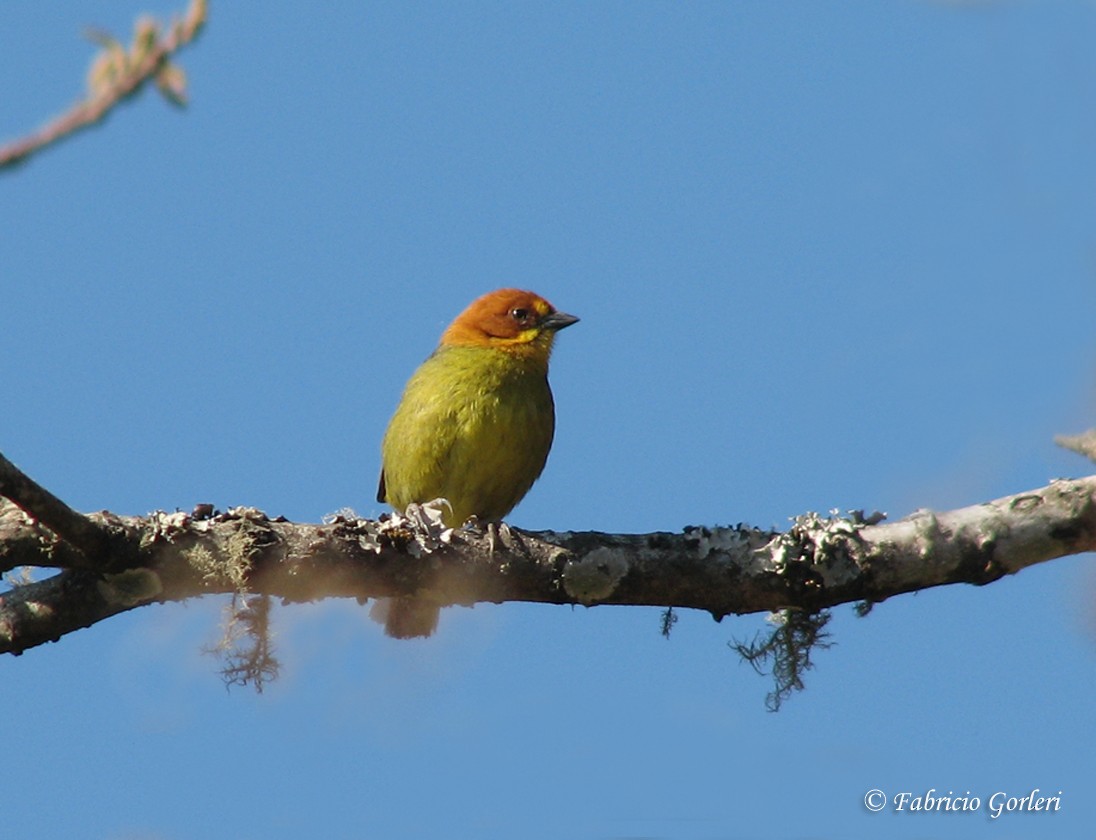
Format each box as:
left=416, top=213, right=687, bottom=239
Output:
left=378, top=345, right=556, bottom=526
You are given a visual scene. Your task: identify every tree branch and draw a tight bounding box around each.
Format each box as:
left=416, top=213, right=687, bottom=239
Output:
left=0, top=0, right=207, bottom=170
left=0, top=453, right=109, bottom=563
left=1, top=445, right=1094, bottom=655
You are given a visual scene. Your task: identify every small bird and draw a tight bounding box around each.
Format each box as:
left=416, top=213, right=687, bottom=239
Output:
left=376, top=288, right=579, bottom=638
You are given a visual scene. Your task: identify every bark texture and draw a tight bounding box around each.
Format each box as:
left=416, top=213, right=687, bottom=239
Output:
left=2, top=448, right=1094, bottom=655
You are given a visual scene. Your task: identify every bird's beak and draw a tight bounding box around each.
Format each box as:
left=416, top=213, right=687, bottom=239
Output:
left=541, top=311, right=579, bottom=331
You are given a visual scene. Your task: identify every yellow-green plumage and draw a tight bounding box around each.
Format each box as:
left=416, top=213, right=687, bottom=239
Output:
left=374, top=288, right=577, bottom=638
left=379, top=345, right=555, bottom=527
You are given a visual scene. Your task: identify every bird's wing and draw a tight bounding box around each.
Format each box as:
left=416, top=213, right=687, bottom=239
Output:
left=376, top=470, right=387, bottom=504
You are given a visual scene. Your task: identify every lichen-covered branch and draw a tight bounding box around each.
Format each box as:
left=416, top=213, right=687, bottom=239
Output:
left=0, top=0, right=207, bottom=170
left=1, top=445, right=1094, bottom=655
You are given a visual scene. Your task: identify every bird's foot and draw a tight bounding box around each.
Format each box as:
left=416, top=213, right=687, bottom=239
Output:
left=493, top=521, right=530, bottom=556
left=462, top=518, right=527, bottom=557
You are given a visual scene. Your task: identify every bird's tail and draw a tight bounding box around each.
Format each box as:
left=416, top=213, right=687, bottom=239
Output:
left=369, top=596, right=440, bottom=639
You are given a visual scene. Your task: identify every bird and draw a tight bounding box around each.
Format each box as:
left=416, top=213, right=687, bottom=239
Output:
left=375, top=288, right=579, bottom=638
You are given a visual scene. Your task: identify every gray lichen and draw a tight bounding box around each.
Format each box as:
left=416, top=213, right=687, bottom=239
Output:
left=184, top=536, right=252, bottom=592
left=561, top=547, right=630, bottom=604
left=759, top=509, right=886, bottom=587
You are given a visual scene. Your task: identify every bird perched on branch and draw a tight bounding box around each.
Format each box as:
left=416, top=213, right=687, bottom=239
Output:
left=375, top=288, right=579, bottom=638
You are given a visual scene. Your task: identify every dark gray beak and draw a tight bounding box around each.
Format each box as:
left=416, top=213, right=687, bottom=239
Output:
left=542, top=311, right=579, bottom=331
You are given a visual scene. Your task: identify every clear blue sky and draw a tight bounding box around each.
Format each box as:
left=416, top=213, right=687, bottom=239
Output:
left=4, top=2, right=1096, bottom=838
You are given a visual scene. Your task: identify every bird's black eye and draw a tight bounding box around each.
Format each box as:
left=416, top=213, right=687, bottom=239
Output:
left=510, top=307, right=531, bottom=324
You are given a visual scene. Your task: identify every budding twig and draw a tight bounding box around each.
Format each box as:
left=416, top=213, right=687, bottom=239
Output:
left=0, top=0, right=207, bottom=170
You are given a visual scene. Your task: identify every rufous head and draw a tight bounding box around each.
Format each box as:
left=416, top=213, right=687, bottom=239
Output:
left=440, top=289, right=578, bottom=359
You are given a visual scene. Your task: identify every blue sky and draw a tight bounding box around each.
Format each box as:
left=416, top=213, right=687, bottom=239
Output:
left=4, top=2, right=1096, bottom=838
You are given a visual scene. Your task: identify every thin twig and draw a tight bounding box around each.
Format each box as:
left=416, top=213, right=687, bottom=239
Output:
left=0, top=0, right=207, bottom=170
left=1056, top=429, right=1096, bottom=465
